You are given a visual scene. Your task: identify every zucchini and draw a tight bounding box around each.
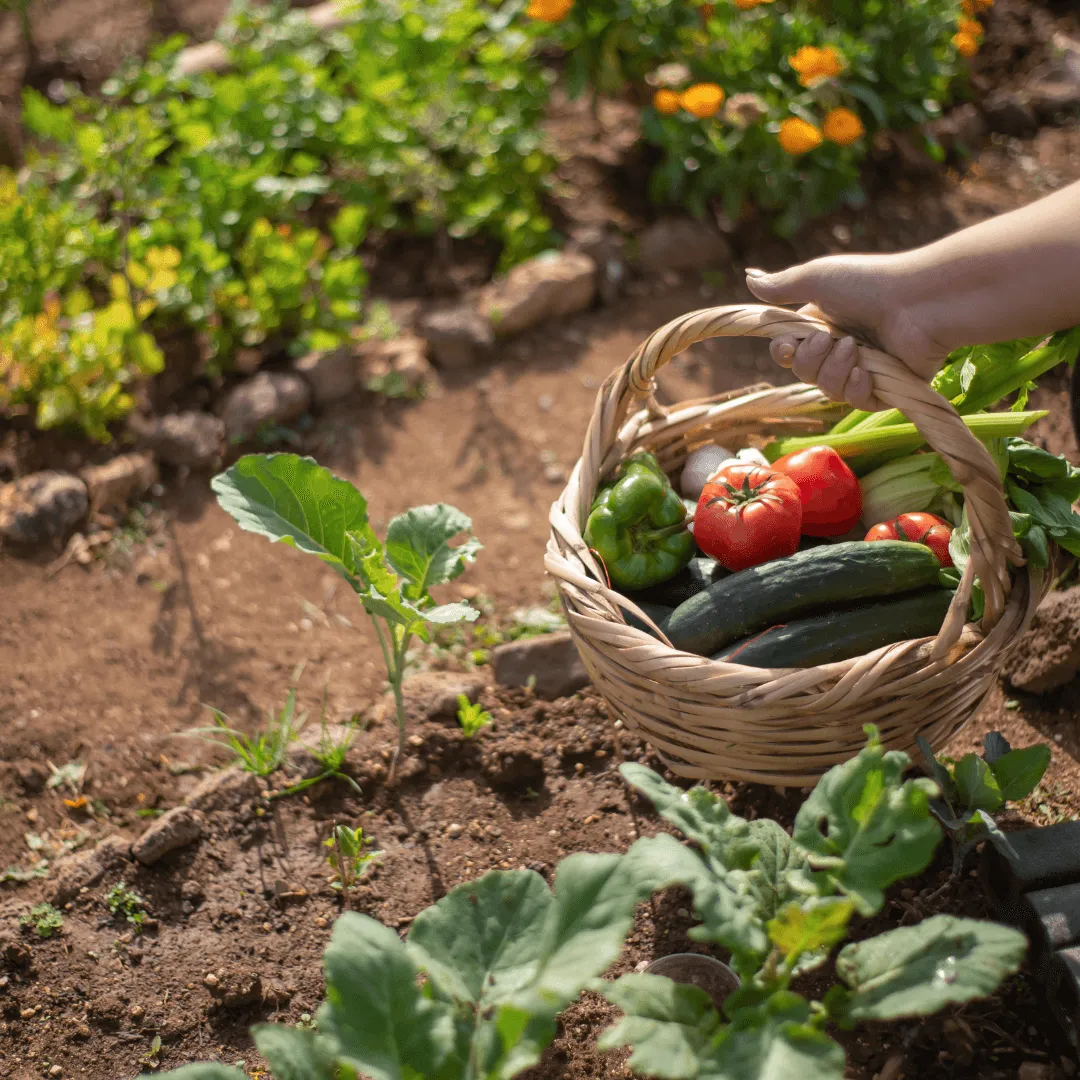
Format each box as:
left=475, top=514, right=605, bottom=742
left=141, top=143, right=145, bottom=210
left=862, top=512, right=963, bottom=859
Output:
left=712, top=588, right=955, bottom=668
left=627, top=557, right=728, bottom=607
left=664, top=541, right=943, bottom=657
left=623, top=601, right=673, bottom=639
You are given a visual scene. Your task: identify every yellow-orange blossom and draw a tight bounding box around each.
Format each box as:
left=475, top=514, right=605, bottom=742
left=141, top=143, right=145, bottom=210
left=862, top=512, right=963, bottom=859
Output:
left=526, top=0, right=573, bottom=22
left=680, top=83, right=725, bottom=118
left=778, top=117, right=823, bottom=154
left=822, top=107, right=864, bottom=145
left=953, top=31, right=979, bottom=57
left=788, top=45, right=844, bottom=87
left=653, top=89, right=681, bottom=115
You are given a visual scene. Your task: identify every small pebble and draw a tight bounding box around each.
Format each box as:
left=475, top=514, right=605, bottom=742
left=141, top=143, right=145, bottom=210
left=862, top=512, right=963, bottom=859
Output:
left=129, top=1005, right=144, bottom=1021
left=20, top=1007, right=36, bottom=1019
left=50, top=1066, right=63, bottom=1078
left=299, top=618, right=313, bottom=632
left=446, top=823, right=463, bottom=838
left=203, top=973, right=220, bottom=989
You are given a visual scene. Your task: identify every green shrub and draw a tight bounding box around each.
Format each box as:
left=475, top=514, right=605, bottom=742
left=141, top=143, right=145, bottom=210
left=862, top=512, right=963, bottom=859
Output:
left=538, top=0, right=975, bottom=235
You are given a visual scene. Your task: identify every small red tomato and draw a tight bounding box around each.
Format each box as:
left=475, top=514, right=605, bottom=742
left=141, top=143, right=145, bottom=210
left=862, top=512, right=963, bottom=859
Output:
left=864, top=512, right=954, bottom=568
left=772, top=445, right=862, bottom=537
left=695, top=463, right=803, bottom=571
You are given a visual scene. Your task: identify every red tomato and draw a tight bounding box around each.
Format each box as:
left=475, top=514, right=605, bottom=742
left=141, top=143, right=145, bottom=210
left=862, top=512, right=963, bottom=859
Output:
left=772, top=445, right=862, bottom=537
left=695, top=464, right=803, bottom=571
left=864, top=512, right=954, bottom=568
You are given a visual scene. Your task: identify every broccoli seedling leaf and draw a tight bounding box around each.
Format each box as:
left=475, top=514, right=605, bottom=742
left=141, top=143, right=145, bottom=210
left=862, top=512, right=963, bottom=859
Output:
left=253, top=1024, right=339, bottom=1080
left=833, top=915, right=1027, bottom=1021
left=952, top=753, right=1004, bottom=814
left=385, top=504, right=482, bottom=600
left=988, top=744, right=1051, bottom=803
left=599, top=973, right=723, bottom=1080
left=792, top=730, right=940, bottom=915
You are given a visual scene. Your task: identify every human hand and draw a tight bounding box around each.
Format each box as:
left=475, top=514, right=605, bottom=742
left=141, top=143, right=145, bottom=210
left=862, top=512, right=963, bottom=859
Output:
left=745, top=253, right=947, bottom=411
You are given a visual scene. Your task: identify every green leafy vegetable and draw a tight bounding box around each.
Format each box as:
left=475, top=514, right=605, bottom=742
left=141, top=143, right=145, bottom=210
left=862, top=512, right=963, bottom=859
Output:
left=213, top=453, right=480, bottom=777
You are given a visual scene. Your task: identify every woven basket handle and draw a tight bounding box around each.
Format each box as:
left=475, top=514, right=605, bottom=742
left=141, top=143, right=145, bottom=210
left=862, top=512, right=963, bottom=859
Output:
left=586, top=303, right=1023, bottom=658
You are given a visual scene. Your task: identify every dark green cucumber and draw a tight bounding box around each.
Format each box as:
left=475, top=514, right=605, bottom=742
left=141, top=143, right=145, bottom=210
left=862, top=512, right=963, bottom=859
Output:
left=627, top=557, right=728, bottom=607
left=623, top=602, right=673, bottom=639
left=664, top=541, right=943, bottom=657
left=712, top=588, right=955, bottom=668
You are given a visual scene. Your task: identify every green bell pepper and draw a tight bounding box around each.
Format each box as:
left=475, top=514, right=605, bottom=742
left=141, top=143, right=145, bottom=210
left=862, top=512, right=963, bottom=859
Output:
left=584, top=451, right=696, bottom=590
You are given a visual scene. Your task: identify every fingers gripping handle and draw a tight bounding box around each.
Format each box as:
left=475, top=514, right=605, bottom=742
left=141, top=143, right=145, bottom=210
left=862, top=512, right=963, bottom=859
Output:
left=598, top=304, right=1020, bottom=656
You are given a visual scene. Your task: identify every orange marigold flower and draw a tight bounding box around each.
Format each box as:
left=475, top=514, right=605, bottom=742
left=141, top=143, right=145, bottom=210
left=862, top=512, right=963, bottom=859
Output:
left=734, top=0, right=773, bottom=9
left=778, top=117, right=823, bottom=155
left=526, top=0, right=573, bottom=22
left=957, top=17, right=983, bottom=36
left=700, top=3, right=715, bottom=18
left=953, top=30, right=979, bottom=57
left=788, top=45, right=844, bottom=87
left=822, top=106, right=865, bottom=145
left=961, top=0, right=991, bottom=14
left=653, top=89, right=681, bottom=115
left=680, top=83, right=726, bottom=119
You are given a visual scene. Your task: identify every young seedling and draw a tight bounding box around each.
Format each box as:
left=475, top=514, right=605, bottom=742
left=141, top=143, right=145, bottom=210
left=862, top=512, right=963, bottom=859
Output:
left=918, top=731, right=1051, bottom=873
left=600, top=728, right=1029, bottom=1080
left=186, top=683, right=306, bottom=779
left=324, top=825, right=381, bottom=903
left=277, top=682, right=363, bottom=799
left=456, top=694, right=491, bottom=739
left=106, top=882, right=149, bottom=931
left=20, top=902, right=63, bottom=939
left=157, top=848, right=657, bottom=1080
left=212, top=454, right=481, bottom=781
left=140, top=1034, right=164, bottom=1071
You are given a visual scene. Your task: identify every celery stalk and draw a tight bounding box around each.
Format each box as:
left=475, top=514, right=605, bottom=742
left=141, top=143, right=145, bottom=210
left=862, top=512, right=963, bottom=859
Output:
left=828, top=327, right=1080, bottom=436
left=766, top=409, right=1047, bottom=471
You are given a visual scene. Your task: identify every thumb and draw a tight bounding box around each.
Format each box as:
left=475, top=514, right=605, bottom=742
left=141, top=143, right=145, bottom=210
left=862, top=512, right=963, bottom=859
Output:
left=745, top=263, right=825, bottom=306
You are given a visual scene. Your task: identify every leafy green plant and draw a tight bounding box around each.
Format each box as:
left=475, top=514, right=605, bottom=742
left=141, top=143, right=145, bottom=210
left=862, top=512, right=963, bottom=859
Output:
left=186, top=686, right=305, bottom=778
left=105, top=882, right=149, bottom=931
left=281, top=685, right=364, bottom=798
left=539, top=0, right=970, bottom=235
left=157, top=849, right=656, bottom=1080
left=19, top=902, right=63, bottom=939
left=211, top=453, right=481, bottom=779
left=918, top=731, right=1052, bottom=873
left=600, top=727, right=1027, bottom=1079
left=324, top=824, right=382, bottom=902
left=457, top=694, right=492, bottom=738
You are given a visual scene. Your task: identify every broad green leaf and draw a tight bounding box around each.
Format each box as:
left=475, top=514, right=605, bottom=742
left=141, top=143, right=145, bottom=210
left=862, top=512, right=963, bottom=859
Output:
left=952, top=753, right=1004, bottom=814
left=407, top=870, right=551, bottom=1005
left=834, top=915, right=1027, bottom=1021
left=743, top=819, right=809, bottom=923
left=212, top=454, right=368, bottom=586
left=252, top=1024, right=338, bottom=1080
left=707, top=990, right=845, bottom=1080
left=318, top=912, right=462, bottom=1080
left=620, top=765, right=758, bottom=872
left=766, top=899, right=854, bottom=973
left=425, top=601, right=480, bottom=625
left=916, top=736, right=956, bottom=805
left=599, top=973, right=723, bottom=1080
left=360, top=587, right=428, bottom=633
left=622, top=834, right=769, bottom=964
left=988, top=744, right=1051, bottom=803
left=792, top=732, right=941, bottom=915
left=155, top=1069, right=247, bottom=1080
left=385, top=503, right=482, bottom=600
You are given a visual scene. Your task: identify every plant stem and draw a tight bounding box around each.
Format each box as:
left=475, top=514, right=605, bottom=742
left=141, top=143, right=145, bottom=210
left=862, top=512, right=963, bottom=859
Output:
left=333, top=826, right=349, bottom=907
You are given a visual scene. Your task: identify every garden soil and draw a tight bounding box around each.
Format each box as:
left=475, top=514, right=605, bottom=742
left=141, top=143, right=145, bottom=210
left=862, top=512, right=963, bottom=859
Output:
left=4, top=1, right=1080, bottom=1078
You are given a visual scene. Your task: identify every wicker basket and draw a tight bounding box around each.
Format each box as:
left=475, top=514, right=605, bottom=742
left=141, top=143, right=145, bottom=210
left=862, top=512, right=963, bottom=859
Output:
left=546, top=304, right=1049, bottom=787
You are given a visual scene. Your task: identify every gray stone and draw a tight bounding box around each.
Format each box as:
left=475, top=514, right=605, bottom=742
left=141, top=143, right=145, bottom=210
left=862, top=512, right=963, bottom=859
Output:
left=131, top=806, right=204, bottom=866
left=293, top=347, right=361, bottom=406
left=184, top=766, right=262, bottom=814
left=132, top=411, right=224, bottom=470
left=491, top=632, right=589, bottom=700
left=982, top=89, right=1038, bottom=138
left=222, top=372, right=311, bottom=444
left=51, top=835, right=132, bottom=906
left=1004, top=588, right=1080, bottom=694
left=360, top=333, right=433, bottom=395
left=421, top=306, right=494, bottom=370
left=0, top=471, right=88, bottom=547
left=638, top=217, right=731, bottom=274
left=80, top=453, right=157, bottom=514
left=479, top=251, right=596, bottom=337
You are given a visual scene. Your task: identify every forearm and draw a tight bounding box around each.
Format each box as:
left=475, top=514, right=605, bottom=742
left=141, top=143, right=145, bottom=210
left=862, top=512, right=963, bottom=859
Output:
left=898, top=180, right=1080, bottom=350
